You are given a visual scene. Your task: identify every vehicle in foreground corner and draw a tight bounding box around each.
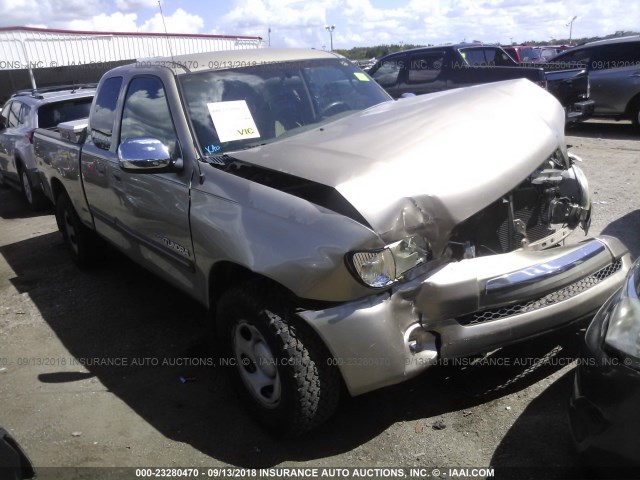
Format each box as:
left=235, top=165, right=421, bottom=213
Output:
left=33, top=48, right=630, bottom=436
left=569, top=257, right=640, bottom=467
left=0, top=85, right=95, bottom=209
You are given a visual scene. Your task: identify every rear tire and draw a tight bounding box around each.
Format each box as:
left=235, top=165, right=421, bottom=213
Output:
left=56, top=192, right=101, bottom=268
left=217, top=282, right=341, bottom=437
left=19, top=167, right=47, bottom=210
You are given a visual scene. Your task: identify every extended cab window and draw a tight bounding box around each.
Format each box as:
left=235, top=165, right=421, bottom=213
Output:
left=407, top=53, right=444, bottom=84
left=120, top=76, right=178, bottom=155
left=91, top=76, right=123, bottom=150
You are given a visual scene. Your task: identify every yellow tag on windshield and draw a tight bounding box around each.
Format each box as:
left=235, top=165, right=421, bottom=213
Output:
left=354, top=72, right=370, bottom=81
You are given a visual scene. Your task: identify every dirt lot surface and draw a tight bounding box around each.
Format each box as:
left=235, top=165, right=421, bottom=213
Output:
left=0, top=119, right=639, bottom=480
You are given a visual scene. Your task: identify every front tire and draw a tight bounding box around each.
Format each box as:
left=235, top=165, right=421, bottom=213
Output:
left=217, top=282, right=341, bottom=437
left=56, top=192, right=100, bottom=268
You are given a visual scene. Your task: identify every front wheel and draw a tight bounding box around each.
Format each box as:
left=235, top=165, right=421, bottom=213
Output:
left=56, top=192, right=101, bottom=268
left=217, top=282, right=341, bottom=437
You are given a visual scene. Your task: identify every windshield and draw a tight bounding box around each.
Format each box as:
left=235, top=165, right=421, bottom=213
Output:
left=518, top=47, right=542, bottom=62
left=179, top=58, right=390, bottom=156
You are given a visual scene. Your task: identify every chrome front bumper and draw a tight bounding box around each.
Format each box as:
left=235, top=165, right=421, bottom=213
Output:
left=299, top=236, right=631, bottom=396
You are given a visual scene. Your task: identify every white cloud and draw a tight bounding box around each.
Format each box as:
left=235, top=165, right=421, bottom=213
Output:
left=66, top=12, right=140, bottom=32
left=0, top=0, right=102, bottom=26
left=115, top=0, right=157, bottom=12
left=139, top=8, right=204, bottom=33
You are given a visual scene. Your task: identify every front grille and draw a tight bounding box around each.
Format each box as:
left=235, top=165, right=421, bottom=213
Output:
left=456, top=259, right=623, bottom=326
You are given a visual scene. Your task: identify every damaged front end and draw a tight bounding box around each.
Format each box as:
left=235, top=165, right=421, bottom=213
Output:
left=300, top=149, right=630, bottom=397
left=448, top=149, right=591, bottom=259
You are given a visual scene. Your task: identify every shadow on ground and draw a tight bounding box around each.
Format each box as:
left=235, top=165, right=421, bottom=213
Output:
left=0, top=186, right=53, bottom=220
left=566, top=120, right=638, bottom=141
left=601, top=210, right=640, bottom=258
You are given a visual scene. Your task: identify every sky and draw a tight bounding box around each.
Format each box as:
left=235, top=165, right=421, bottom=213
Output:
left=0, top=0, right=637, bottom=49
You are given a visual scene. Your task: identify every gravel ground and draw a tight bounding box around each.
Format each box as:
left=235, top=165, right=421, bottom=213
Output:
left=0, top=119, right=638, bottom=480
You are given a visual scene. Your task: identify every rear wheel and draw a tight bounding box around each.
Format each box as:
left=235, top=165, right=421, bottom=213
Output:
left=217, top=282, right=341, bottom=437
left=56, top=192, right=101, bottom=268
left=19, top=167, right=47, bottom=210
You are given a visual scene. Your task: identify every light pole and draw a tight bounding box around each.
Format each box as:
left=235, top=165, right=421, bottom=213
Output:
left=268, top=27, right=271, bottom=47
left=325, top=25, right=335, bottom=51
left=566, top=16, right=577, bottom=45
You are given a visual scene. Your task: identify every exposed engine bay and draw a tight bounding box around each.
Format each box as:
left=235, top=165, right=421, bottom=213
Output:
left=448, top=150, right=591, bottom=259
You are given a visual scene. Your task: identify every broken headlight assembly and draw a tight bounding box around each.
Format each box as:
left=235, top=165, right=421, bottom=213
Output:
left=603, top=259, right=640, bottom=368
left=347, top=236, right=430, bottom=288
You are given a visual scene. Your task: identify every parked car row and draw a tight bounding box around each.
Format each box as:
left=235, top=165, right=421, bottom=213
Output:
left=367, top=43, right=594, bottom=123
left=502, top=44, right=571, bottom=64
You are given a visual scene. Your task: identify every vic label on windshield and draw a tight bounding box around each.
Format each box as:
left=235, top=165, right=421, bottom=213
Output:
left=206, top=100, right=261, bottom=143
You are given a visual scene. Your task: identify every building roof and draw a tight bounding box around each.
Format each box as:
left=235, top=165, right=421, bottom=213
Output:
left=0, top=26, right=264, bottom=72
left=0, top=26, right=261, bottom=40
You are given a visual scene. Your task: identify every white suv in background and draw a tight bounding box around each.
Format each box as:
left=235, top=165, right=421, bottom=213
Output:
left=0, top=85, right=95, bottom=209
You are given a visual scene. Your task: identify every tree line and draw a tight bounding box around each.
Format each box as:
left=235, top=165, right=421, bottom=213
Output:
left=335, top=31, right=639, bottom=60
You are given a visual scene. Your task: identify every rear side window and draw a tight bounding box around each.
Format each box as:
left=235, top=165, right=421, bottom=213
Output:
left=371, top=58, right=403, bottom=87
left=550, top=48, right=592, bottom=69
left=18, top=104, right=31, bottom=126
left=459, top=48, right=515, bottom=67
left=407, top=53, right=444, bottom=84
left=91, top=76, right=123, bottom=150
left=8, top=102, right=22, bottom=128
left=593, top=42, right=640, bottom=70
left=37, top=98, right=92, bottom=129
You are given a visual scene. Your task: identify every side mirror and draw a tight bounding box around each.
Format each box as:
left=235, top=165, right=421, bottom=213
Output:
left=117, top=137, right=182, bottom=173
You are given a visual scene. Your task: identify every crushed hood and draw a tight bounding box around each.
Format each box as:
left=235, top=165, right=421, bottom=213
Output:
left=229, top=79, right=566, bottom=249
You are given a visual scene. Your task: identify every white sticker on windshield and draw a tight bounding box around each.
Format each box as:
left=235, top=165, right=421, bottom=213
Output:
left=206, top=100, right=260, bottom=142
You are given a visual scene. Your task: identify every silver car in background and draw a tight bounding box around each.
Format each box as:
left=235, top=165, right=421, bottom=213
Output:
left=546, top=36, right=640, bottom=128
left=0, top=85, right=95, bottom=209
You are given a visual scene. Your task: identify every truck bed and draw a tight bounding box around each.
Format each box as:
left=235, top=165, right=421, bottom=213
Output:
left=34, top=125, right=92, bottom=227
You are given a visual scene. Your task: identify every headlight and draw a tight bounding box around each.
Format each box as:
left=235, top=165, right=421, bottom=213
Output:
left=604, top=259, right=640, bottom=364
left=348, top=235, right=429, bottom=288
